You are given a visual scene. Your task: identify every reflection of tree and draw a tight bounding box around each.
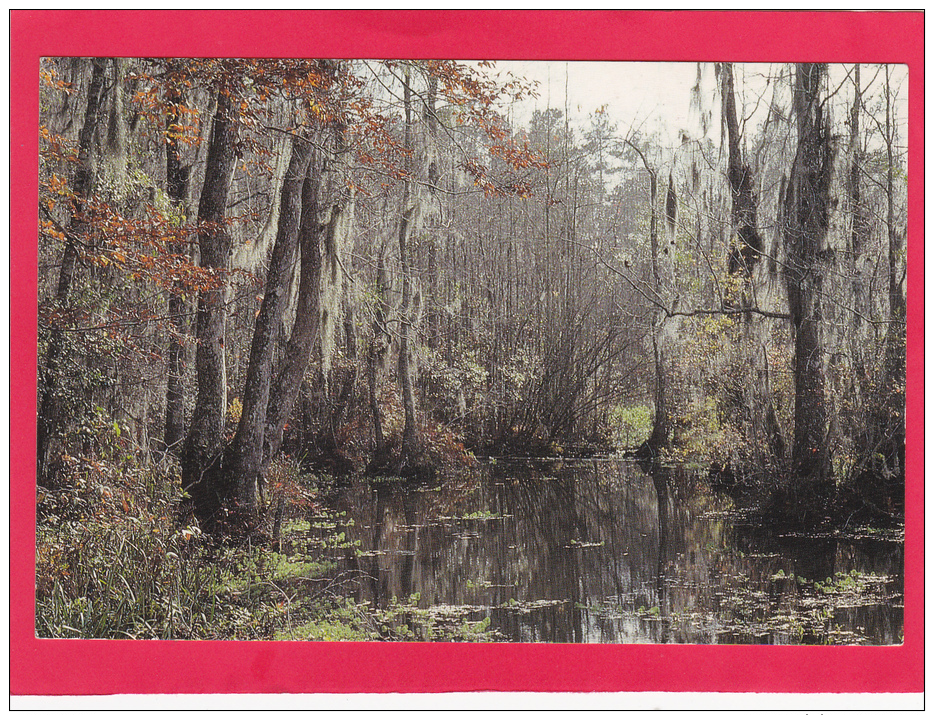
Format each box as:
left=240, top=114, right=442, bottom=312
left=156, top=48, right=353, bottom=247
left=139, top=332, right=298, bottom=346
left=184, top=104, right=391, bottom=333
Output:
left=322, top=460, right=902, bottom=644
left=649, top=466, right=671, bottom=644
left=489, top=460, right=582, bottom=641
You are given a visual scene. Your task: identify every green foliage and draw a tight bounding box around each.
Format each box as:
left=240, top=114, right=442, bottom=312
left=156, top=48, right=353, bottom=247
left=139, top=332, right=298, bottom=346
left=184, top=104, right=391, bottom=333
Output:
left=367, top=596, right=499, bottom=642
left=609, top=404, right=653, bottom=450
left=663, top=313, right=792, bottom=470
left=35, top=447, right=348, bottom=640
left=36, top=461, right=219, bottom=639
left=421, top=345, right=489, bottom=426
left=461, top=510, right=500, bottom=520
left=281, top=519, right=311, bottom=535
left=272, top=599, right=372, bottom=641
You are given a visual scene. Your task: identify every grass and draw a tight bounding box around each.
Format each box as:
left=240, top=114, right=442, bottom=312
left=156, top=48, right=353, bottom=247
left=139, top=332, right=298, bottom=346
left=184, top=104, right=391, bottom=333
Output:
left=35, top=455, right=349, bottom=640
left=36, top=450, right=500, bottom=642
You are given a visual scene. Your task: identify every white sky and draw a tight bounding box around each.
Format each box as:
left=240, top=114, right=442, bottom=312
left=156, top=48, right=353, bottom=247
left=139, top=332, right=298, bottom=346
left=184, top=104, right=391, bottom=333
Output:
left=491, top=61, right=700, bottom=145
left=481, top=61, right=909, bottom=151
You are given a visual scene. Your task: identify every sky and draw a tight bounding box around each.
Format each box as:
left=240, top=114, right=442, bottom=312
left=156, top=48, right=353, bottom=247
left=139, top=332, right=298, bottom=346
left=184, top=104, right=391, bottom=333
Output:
left=487, top=61, right=708, bottom=145
left=479, top=61, right=909, bottom=151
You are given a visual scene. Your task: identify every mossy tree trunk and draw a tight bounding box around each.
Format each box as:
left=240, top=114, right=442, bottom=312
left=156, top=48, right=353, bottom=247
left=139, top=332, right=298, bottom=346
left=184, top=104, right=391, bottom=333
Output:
left=181, top=91, right=240, bottom=528
left=261, top=150, right=325, bottom=474
left=226, top=136, right=314, bottom=518
left=721, top=62, right=785, bottom=468
left=782, top=63, right=835, bottom=504
left=397, top=68, right=422, bottom=468
left=368, top=245, right=390, bottom=457
left=37, top=57, right=107, bottom=486
left=721, top=63, right=764, bottom=282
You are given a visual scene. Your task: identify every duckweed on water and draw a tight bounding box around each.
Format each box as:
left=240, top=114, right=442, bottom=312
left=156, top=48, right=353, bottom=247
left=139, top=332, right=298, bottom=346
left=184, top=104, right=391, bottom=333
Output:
left=365, top=596, right=501, bottom=642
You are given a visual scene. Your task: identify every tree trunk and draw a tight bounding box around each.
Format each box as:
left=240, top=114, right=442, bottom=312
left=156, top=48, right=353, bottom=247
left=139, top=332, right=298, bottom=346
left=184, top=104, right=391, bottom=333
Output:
left=847, top=64, right=867, bottom=319
left=181, top=91, right=240, bottom=528
left=102, top=58, right=128, bottom=192
left=874, top=65, right=906, bottom=487
left=227, top=137, right=314, bottom=516
left=398, top=69, right=421, bottom=467
left=721, top=63, right=763, bottom=281
left=368, top=246, right=390, bottom=456
left=163, top=91, right=191, bottom=458
left=423, top=74, right=442, bottom=350
left=646, top=329, right=670, bottom=455
left=782, top=63, right=834, bottom=501
left=722, top=63, right=785, bottom=467
left=624, top=140, right=670, bottom=457
left=262, top=153, right=325, bottom=472
left=37, top=57, right=107, bottom=486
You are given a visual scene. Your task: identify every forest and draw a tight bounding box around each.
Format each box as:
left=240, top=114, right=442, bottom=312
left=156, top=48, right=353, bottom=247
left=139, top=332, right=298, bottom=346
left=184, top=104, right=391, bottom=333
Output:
left=35, top=58, right=907, bottom=643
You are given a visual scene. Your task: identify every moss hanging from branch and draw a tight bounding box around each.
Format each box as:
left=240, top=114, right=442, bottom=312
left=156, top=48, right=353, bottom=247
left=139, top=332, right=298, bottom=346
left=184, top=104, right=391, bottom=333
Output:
left=665, top=171, right=677, bottom=235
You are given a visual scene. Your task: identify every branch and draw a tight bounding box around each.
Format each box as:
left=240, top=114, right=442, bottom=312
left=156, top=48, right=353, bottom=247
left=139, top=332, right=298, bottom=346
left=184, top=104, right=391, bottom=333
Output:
left=39, top=202, right=93, bottom=251
left=667, top=306, right=791, bottom=320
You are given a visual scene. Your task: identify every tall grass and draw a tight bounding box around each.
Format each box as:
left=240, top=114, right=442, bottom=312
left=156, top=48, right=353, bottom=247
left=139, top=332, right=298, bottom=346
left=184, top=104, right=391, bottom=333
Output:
left=36, top=460, right=224, bottom=639
left=35, top=454, right=372, bottom=640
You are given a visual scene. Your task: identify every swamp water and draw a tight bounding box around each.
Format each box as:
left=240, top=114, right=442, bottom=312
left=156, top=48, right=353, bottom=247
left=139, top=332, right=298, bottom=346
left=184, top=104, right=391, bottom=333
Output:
left=304, top=458, right=903, bottom=644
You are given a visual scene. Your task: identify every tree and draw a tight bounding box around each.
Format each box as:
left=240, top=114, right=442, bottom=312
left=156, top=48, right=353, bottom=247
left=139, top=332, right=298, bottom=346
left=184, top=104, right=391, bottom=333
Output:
left=261, top=144, right=327, bottom=475
left=721, top=63, right=764, bottom=283
left=261, top=119, right=356, bottom=483
left=37, top=57, right=108, bottom=486
left=864, top=65, right=906, bottom=491
left=181, top=89, right=241, bottom=527
left=719, top=62, right=786, bottom=468
left=621, top=137, right=670, bottom=457
left=367, top=244, right=391, bottom=457
left=396, top=67, right=423, bottom=469
left=225, top=135, right=314, bottom=518
left=163, top=88, right=193, bottom=457
left=782, top=63, right=835, bottom=502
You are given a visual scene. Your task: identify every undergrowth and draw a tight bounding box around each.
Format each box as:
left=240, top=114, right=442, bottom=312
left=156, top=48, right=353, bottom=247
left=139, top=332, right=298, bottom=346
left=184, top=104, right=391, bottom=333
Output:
left=35, top=450, right=495, bottom=641
left=35, top=453, right=366, bottom=640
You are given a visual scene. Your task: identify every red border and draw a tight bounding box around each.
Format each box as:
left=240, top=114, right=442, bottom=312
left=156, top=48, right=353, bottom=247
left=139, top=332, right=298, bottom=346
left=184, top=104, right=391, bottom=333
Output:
left=11, top=10, right=923, bottom=694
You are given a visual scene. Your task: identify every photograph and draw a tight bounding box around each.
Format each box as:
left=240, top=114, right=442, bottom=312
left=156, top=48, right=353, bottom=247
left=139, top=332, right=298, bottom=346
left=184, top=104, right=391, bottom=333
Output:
left=12, top=10, right=923, bottom=698
left=34, top=56, right=908, bottom=645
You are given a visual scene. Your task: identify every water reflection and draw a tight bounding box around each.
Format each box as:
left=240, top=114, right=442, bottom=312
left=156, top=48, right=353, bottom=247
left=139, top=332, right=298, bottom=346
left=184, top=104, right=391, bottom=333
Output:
left=321, top=459, right=903, bottom=644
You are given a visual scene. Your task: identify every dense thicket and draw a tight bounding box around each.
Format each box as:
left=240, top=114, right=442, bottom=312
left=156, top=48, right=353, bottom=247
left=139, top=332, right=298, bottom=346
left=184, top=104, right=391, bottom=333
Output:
left=37, top=60, right=906, bottom=534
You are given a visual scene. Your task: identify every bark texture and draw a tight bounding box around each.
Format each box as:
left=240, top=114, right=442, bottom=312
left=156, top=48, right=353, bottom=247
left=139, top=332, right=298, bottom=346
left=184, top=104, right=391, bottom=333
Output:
left=368, top=247, right=390, bottom=456
left=227, top=137, right=314, bottom=515
left=37, top=57, right=107, bottom=486
left=782, top=63, right=834, bottom=495
left=397, top=70, right=421, bottom=467
left=181, top=91, right=240, bottom=527
left=722, top=63, right=764, bottom=279
left=163, top=91, right=192, bottom=457
left=262, top=153, right=325, bottom=472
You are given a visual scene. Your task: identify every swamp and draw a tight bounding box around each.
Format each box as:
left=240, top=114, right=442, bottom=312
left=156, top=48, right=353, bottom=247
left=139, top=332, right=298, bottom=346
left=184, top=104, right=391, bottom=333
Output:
left=35, top=58, right=906, bottom=643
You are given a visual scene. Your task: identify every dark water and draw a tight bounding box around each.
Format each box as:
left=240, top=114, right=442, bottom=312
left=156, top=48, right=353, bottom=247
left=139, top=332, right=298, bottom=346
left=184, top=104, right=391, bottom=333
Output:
left=319, top=459, right=903, bottom=644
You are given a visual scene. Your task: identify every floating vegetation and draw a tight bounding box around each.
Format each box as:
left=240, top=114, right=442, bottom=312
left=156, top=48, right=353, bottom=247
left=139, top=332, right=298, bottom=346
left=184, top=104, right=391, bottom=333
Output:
left=466, top=579, right=516, bottom=590
left=565, top=540, right=606, bottom=549
left=500, top=598, right=568, bottom=614
left=436, top=510, right=506, bottom=521
left=567, top=565, right=901, bottom=645
left=364, top=596, right=501, bottom=642
left=304, top=459, right=903, bottom=644
left=838, top=525, right=905, bottom=543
